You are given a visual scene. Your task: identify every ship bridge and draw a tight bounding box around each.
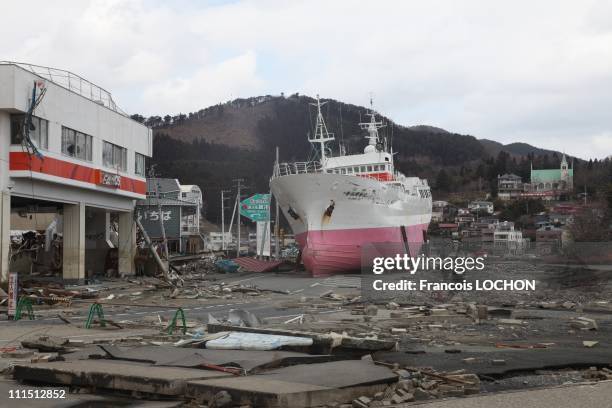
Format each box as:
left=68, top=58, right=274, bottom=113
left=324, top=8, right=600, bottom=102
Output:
left=324, top=151, right=394, bottom=181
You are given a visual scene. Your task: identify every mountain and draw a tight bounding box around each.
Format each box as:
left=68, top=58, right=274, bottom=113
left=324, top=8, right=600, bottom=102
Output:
left=138, top=94, right=579, bottom=223
left=479, top=138, right=562, bottom=158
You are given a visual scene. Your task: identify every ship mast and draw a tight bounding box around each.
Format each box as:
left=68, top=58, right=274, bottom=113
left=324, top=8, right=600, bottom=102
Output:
left=308, top=95, right=335, bottom=163
left=359, top=97, right=386, bottom=153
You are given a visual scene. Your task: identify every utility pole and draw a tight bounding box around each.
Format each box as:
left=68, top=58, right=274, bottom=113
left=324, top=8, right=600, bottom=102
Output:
left=274, top=147, right=280, bottom=259
left=233, top=179, right=244, bottom=258
left=149, top=165, right=169, bottom=262
left=221, top=189, right=230, bottom=250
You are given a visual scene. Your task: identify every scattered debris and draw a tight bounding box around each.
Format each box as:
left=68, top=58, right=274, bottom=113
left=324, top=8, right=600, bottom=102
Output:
left=205, top=331, right=314, bottom=351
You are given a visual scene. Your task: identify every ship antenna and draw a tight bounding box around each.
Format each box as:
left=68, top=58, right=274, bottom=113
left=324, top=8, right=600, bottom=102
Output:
left=339, top=104, right=346, bottom=156
left=308, top=94, right=335, bottom=164
left=359, top=96, right=385, bottom=153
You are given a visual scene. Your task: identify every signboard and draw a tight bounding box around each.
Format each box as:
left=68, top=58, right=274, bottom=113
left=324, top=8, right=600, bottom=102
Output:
left=135, top=206, right=181, bottom=239
left=240, top=194, right=270, bottom=222
left=8, top=273, right=18, bottom=318
left=256, top=221, right=271, bottom=256
left=98, top=170, right=121, bottom=188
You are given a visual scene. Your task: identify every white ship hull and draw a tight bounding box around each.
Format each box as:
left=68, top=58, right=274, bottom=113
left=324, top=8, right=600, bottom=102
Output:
left=271, top=172, right=432, bottom=276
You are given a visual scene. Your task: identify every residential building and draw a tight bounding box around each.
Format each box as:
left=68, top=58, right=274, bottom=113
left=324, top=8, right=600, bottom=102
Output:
left=536, top=225, right=563, bottom=243
left=455, top=208, right=475, bottom=226
left=493, top=221, right=524, bottom=245
left=0, top=62, right=151, bottom=282
left=548, top=213, right=573, bottom=226
left=468, top=200, right=494, bottom=215
left=431, top=200, right=448, bottom=222
left=206, top=231, right=234, bottom=251
left=497, top=173, right=523, bottom=200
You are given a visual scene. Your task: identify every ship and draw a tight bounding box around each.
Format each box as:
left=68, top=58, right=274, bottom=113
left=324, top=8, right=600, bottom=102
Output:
left=270, top=96, right=432, bottom=277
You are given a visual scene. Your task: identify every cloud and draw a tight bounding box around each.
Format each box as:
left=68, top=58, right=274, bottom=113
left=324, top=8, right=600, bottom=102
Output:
left=2, top=0, right=611, bottom=159
left=141, top=51, right=263, bottom=113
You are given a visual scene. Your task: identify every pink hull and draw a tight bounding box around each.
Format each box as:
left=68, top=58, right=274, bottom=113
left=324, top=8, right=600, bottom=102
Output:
left=296, top=224, right=429, bottom=277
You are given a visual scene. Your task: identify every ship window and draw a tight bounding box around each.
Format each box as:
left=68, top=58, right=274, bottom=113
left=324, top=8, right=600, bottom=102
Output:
left=353, top=166, right=359, bottom=173
left=385, top=157, right=390, bottom=161
left=341, top=168, right=346, bottom=174
left=367, top=165, right=373, bottom=172
left=360, top=166, right=366, bottom=172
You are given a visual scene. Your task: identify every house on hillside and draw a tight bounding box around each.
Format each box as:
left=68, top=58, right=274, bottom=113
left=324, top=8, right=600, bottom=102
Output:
left=493, top=221, right=524, bottom=247
left=468, top=200, right=494, bottom=216
left=497, top=173, right=523, bottom=200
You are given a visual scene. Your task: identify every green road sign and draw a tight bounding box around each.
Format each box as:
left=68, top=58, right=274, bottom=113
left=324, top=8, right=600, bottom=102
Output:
left=240, top=193, right=270, bottom=222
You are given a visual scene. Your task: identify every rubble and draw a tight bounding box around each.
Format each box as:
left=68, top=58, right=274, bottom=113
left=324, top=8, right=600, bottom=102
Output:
left=1, top=255, right=611, bottom=407
left=582, top=367, right=612, bottom=381
left=569, top=316, right=598, bottom=331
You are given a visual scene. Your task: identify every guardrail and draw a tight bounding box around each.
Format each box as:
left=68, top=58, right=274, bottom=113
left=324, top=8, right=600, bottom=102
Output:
left=0, top=61, right=126, bottom=116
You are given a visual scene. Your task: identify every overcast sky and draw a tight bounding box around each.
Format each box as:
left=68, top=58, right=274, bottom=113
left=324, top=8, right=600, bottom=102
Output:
left=3, top=0, right=612, bottom=159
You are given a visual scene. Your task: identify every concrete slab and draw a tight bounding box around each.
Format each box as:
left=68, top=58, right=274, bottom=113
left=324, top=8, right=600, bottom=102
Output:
left=186, top=377, right=388, bottom=408
left=100, top=345, right=338, bottom=373
left=185, top=359, right=397, bottom=408
left=13, top=360, right=232, bottom=396
left=375, top=345, right=612, bottom=376
left=259, top=359, right=398, bottom=388
left=415, top=381, right=612, bottom=408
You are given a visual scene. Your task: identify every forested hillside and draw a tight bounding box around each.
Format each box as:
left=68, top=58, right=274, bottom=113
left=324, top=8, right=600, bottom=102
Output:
left=129, top=94, right=610, bottom=223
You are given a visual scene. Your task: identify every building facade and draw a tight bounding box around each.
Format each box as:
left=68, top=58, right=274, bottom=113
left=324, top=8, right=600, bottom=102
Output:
left=137, top=178, right=203, bottom=254
left=497, top=173, right=523, bottom=200
left=493, top=221, right=524, bottom=246
left=468, top=200, right=494, bottom=215
left=1, top=62, right=152, bottom=282
left=523, top=154, right=573, bottom=200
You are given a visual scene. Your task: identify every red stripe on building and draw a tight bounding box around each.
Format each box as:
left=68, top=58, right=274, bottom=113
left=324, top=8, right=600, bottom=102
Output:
left=9, top=151, right=146, bottom=195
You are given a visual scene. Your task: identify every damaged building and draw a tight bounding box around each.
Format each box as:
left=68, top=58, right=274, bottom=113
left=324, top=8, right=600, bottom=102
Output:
left=136, top=178, right=204, bottom=254
left=0, top=61, right=152, bottom=283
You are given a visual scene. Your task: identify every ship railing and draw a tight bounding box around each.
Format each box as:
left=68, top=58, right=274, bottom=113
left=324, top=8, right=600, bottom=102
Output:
left=273, top=161, right=323, bottom=178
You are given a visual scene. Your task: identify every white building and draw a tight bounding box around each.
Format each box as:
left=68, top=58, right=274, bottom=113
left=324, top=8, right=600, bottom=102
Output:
left=1, top=62, right=152, bottom=282
left=469, top=200, right=494, bottom=215
left=179, top=184, right=203, bottom=233
left=206, top=232, right=234, bottom=251
left=431, top=200, right=448, bottom=222
left=493, top=221, right=524, bottom=245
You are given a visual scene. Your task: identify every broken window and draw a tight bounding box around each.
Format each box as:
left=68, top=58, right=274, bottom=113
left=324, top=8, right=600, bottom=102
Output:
left=103, top=141, right=127, bottom=171
left=62, top=127, right=91, bottom=161
left=11, top=114, right=48, bottom=149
